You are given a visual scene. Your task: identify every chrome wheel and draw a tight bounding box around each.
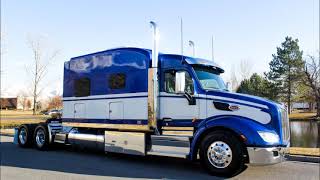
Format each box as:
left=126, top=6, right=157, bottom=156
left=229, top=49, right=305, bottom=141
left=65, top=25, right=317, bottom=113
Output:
left=35, top=129, right=45, bottom=147
left=207, top=141, right=232, bottom=168
left=19, top=128, right=27, bottom=145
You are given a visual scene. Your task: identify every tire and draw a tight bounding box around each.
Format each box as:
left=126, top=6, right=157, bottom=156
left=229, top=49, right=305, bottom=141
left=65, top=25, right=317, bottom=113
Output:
left=199, top=130, right=245, bottom=177
left=17, top=125, right=33, bottom=148
left=33, top=124, right=50, bottom=150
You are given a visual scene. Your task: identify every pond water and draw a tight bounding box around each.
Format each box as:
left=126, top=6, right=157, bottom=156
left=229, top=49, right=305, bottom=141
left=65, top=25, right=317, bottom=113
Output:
left=290, top=120, right=319, bottom=148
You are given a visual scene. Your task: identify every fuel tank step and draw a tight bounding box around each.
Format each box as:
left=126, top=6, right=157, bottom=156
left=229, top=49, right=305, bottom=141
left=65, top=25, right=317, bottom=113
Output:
left=147, top=135, right=190, bottom=158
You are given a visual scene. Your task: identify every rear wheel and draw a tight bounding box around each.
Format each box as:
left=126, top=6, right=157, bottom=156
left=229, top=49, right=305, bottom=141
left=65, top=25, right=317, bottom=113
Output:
left=18, top=125, right=33, bottom=147
left=34, top=124, right=50, bottom=150
left=200, top=131, right=245, bottom=177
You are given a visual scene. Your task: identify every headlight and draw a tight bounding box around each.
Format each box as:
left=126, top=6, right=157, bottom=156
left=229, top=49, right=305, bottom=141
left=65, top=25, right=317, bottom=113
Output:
left=258, top=131, right=280, bottom=143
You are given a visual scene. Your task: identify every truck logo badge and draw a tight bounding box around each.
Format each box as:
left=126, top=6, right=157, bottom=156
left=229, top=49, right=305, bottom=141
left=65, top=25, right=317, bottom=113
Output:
left=228, top=105, right=240, bottom=111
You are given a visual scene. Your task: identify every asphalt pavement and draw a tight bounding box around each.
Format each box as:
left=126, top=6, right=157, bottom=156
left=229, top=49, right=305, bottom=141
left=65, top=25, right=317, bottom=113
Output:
left=1, top=135, right=319, bottom=180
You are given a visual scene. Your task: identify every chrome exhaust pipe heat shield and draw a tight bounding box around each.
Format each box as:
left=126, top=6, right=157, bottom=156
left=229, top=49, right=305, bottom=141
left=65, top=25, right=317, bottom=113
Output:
left=148, top=21, right=160, bottom=133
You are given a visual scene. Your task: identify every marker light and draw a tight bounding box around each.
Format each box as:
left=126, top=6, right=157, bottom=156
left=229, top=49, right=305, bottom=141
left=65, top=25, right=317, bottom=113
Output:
left=258, top=131, right=280, bottom=143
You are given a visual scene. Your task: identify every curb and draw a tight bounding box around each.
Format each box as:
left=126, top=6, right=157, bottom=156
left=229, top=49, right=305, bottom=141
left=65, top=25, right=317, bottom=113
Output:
left=286, top=155, right=320, bottom=163
left=0, top=133, right=14, bottom=137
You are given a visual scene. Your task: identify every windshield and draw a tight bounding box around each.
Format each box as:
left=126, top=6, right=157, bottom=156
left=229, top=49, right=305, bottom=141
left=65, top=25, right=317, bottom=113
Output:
left=193, top=66, right=227, bottom=91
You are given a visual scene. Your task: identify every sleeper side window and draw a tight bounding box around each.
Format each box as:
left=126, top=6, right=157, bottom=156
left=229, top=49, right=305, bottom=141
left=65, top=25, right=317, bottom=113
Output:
left=164, top=70, right=194, bottom=95
left=74, top=78, right=90, bottom=97
left=109, top=73, right=126, bottom=89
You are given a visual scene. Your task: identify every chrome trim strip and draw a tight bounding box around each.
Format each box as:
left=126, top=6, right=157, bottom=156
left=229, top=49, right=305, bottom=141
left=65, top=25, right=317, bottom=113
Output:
left=62, top=122, right=151, bottom=131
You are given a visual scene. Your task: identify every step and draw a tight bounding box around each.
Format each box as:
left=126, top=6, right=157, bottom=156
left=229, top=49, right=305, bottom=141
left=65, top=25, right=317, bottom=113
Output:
left=147, top=135, right=190, bottom=158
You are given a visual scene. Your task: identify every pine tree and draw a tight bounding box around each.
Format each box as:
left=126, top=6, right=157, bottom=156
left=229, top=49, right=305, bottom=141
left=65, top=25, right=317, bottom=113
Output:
left=236, top=73, right=278, bottom=101
left=266, top=37, right=304, bottom=113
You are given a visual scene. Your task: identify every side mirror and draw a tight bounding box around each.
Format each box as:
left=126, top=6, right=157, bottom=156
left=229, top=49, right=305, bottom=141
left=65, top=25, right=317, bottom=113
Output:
left=175, top=71, right=186, bottom=94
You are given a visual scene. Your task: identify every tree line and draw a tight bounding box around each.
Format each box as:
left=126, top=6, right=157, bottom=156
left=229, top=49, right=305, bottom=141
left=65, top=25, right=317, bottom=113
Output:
left=236, top=36, right=320, bottom=117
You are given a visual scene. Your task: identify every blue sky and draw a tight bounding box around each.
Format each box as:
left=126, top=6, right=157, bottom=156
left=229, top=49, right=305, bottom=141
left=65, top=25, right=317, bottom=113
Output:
left=1, top=0, right=319, bottom=97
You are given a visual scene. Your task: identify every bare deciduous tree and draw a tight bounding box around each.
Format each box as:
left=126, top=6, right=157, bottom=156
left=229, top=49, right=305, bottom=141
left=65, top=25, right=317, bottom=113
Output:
left=1, top=32, right=7, bottom=90
left=229, top=60, right=253, bottom=92
left=26, top=36, right=59, bottom=115
left=47, top=95, right=62, bottom=110
left=17, top=90, right=29, bottom=111
left=303, top=55, right=320, bottom=117
left=239, top=59, right=253, bottom=80
left=230, top=65, right=239, bottom=92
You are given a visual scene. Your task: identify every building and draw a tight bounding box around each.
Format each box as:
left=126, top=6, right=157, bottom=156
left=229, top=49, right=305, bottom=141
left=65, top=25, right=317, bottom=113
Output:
left=1, top=96, right=34, bottom=110
left=0, top=97, right=17, bottom=109
left=292, top=102, right=317, bottom=111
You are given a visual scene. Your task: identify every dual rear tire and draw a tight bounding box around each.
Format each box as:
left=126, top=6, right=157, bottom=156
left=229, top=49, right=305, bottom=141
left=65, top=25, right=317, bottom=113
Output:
left=17, top=123, right=50, bottom=150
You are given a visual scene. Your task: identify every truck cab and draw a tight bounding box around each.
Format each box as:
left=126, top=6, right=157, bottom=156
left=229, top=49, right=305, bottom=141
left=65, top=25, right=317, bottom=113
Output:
left=16, top=47, right=289, bottom=177
left=158, top=54, right=290, bottom=167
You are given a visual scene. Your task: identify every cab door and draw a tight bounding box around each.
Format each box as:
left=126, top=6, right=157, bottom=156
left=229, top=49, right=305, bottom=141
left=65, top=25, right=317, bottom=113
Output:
left=159, top=69, right=199, bottom=135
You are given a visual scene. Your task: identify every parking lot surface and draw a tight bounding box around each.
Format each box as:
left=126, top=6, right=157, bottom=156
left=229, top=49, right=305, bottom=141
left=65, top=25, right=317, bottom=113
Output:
left=1, top=135, right=319, bottom=180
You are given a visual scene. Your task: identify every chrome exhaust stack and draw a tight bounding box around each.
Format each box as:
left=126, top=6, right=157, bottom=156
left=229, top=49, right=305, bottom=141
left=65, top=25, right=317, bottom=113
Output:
left=148, top=21, right=160, bottom=133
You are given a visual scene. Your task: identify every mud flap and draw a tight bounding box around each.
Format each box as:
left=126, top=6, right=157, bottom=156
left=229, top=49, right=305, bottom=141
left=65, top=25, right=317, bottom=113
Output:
left=13, top=128, right=18, bottom=144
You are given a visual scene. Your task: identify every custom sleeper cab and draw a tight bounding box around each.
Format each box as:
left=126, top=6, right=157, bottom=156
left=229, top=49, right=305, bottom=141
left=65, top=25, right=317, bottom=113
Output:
left=15, top=33, right=289, bottom=177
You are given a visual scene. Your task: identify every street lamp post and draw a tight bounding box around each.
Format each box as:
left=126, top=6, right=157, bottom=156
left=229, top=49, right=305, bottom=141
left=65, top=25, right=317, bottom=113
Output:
left=211, top=35, right=214, bottom=61
left=189, top=40, right=195, bottom=57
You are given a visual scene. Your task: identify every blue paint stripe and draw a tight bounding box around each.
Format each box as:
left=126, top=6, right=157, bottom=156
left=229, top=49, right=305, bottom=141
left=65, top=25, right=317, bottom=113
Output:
left=159, top=95, right=185, bottom=98
left=62, top=118, right=149, bottom=125
left=64, top=94, right=267, bottom=111
left=160, top=95, right=268, bottom=110
left=63, top=118, right=202, bottom=127
left=63, top=95, right=148, bottom=102
left=49, top=125, right=62, bottom=128
left=204, top=98, right=269, bottom=110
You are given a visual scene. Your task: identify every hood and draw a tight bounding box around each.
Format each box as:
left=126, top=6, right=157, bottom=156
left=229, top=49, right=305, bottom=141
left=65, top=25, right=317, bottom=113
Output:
left=205, top=90, right=283, bottom=136
left=205, top=90, right=281, bottom=110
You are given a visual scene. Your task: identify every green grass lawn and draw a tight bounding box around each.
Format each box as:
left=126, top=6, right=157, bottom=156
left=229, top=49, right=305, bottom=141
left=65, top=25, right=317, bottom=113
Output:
left=1, top=110, right=47, bottom=128
left=289, top=112, right=317, bottom=120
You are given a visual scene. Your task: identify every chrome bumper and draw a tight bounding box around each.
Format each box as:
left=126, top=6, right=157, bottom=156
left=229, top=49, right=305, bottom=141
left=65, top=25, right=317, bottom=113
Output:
left=247, top=146, right=289, bottom=165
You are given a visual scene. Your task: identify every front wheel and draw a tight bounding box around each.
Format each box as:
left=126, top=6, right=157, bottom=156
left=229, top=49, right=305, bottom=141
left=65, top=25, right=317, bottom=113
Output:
left=199, top=131, right=245, bottom=177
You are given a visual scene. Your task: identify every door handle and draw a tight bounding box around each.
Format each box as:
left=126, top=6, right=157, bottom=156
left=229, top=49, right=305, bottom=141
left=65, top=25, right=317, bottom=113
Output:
left=163, top=117, right=172, bottom=122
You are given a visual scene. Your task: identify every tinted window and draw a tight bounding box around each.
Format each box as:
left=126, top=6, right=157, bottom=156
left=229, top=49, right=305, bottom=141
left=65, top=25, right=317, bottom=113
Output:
left=74, top=78, right=90, bottom=97
left=109, top=73, right=126, bottom=89
left=193, top=66, right=226, bottom=91
left=164, top=70, right=194, bottom=94
left=164, top=71, right=176, bottom=93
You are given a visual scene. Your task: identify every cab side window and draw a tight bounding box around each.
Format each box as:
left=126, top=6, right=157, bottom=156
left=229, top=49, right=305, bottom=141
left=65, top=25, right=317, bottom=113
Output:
left=74, top=78, right=90, bottom=97
left=164, top=70, right=194, bottom=95
left=164, top=71, right=176, bottom=93
left=109, top=73, right=126, bottom=89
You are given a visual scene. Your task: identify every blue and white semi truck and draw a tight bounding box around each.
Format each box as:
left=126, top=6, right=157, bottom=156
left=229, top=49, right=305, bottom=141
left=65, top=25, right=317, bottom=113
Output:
left=16, top=22, right=290, bottom=176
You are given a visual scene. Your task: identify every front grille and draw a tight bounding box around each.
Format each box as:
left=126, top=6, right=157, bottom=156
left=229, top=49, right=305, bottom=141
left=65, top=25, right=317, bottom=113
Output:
left=281, top=108, right=290, bottom=144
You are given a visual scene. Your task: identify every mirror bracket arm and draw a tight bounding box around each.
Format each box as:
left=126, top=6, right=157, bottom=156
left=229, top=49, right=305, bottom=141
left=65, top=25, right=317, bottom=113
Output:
left=183, top=92, right=196, bottom=105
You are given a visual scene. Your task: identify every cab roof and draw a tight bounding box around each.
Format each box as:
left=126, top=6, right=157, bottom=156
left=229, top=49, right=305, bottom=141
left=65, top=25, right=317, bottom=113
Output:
left=69, top=47, right=224, bottom=72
